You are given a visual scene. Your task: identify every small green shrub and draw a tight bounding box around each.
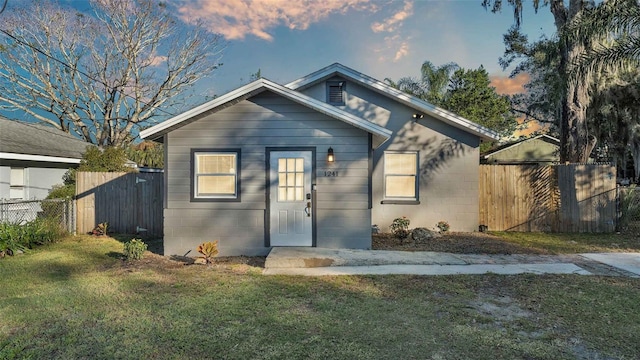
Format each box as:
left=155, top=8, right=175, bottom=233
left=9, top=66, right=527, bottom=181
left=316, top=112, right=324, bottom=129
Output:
left=436, top=221, right=450, bottom=233
left=123, top=239, right=148, bottom=260
left=196, top=241, right=219, bottom=264
left=619, top=187, right=640, bottom=231
left=390, top=217, right=410, bottom=239
left=46, top=184, right=75, bottom=199
left=0, top=218, right=67, bottom=257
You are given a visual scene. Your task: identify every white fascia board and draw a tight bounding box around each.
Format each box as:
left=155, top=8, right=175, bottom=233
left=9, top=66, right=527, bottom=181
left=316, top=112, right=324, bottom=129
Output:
left=140, top=80, right=268, bottom=140
left=141, top=78, right=391, bottom=147
left=286, top=64, right=500, bottom=141
left=0, top=152, right=81, bottom=164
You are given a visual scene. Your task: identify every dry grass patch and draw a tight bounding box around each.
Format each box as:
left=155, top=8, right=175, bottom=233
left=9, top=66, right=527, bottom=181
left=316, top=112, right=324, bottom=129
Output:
left=2, top=235, right=640, bottom=359
left=373, top=231, right=640, bottom=254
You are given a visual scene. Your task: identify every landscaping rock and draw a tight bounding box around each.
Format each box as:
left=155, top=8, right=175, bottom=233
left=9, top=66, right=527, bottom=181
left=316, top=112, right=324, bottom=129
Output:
left=411, top=227, right=441, bottom=244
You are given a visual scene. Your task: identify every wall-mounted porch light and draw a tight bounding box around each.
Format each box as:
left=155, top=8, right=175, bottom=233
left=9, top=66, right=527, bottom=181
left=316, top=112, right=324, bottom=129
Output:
left=327, top=147, right=335, bottom=162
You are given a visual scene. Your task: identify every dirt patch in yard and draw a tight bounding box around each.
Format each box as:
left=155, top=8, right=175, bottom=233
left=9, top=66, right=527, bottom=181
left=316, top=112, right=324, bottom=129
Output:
left=373, top=232, right=550, bottom=255
left=116, top=232, right=550, bottom=269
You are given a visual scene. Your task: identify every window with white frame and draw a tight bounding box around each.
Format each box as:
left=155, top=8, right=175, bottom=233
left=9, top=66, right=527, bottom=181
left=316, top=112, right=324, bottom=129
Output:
left=384, top=152, right=418, bottom=201
left=10, top=167, right=25, bottom=199
left=192, top=150, right=240, bottom=200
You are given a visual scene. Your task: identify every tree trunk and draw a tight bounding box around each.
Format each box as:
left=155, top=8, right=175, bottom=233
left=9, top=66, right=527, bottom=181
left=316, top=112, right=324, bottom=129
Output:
left=552, top=0, right=594, bottom=163
left=560, top=61, right=593, bottom=163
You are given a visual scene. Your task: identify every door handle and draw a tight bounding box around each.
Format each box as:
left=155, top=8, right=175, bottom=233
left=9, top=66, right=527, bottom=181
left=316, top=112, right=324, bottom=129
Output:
left=304, top=201, right=311, bottom=217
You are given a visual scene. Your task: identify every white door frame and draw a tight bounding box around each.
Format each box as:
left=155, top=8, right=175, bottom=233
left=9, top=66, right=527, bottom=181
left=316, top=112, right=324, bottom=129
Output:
left=266, top=147, right=316, bottom=247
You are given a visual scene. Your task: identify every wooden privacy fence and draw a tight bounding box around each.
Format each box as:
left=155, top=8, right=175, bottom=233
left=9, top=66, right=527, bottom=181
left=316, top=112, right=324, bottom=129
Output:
left=479, top=164, right=617, bottom=232
left=76, top=172, right=163, bottom=237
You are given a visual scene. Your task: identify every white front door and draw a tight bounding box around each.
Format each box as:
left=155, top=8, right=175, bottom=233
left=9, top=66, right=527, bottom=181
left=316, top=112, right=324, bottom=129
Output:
left=269, top=151, right=313, bottom=246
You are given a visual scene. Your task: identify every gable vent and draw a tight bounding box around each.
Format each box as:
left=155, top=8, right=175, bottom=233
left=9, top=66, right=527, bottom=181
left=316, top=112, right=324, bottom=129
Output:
left=327, top=81, right=345, bottom=105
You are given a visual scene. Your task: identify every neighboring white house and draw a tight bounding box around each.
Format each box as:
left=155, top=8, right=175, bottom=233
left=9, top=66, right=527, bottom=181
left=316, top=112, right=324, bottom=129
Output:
left=0, top=117, right=90, bottom=200
left=140, top=63, right=499, bottom=256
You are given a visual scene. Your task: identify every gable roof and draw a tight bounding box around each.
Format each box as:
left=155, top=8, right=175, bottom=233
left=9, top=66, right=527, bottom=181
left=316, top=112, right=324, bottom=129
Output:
left=285, top=63, right=500, bottom=141
left=0, top=117, right=91, bottom=163
left=140, top=78, right=392, bottom=148
left=482, top=134, right=559, bottom=159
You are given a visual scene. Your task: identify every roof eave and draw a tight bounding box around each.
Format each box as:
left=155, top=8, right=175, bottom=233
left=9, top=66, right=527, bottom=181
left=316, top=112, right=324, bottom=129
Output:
left=0, top=152, right=82, bottom=164
left=286, top=63, right=500, bottom=142
left=140, top=78, right=392, bottom=147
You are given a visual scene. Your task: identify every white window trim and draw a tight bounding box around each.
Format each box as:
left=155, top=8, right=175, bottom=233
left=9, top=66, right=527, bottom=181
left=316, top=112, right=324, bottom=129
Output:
left=191, top=149, right=241, bottom=202
left=382, top=151, right=419, bottom=203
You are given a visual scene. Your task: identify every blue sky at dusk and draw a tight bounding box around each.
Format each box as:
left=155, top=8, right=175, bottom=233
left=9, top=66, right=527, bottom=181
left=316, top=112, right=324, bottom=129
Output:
left=173, top=0, right=557, bottom=99
left=1, top=0, right=558, bottom=122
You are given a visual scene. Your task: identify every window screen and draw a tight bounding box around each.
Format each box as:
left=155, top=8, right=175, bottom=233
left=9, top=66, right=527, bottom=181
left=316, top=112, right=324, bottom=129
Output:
left=384, top=152, right=417, bottom=200
left=194, top=152, right=238, bottom=199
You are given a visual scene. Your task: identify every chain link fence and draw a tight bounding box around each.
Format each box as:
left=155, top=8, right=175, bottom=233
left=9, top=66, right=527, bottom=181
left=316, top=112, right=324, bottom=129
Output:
left=0, top=199, right=75, bottom=233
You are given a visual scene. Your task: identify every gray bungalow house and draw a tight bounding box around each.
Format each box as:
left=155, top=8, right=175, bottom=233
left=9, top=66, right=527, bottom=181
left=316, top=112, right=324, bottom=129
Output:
left=0, top=117, right=90, bottom=200
left=140, top=63, right=499, bottom=256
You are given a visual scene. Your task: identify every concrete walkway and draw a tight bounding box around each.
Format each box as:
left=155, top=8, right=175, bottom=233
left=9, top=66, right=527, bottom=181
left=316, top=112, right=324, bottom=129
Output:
left=263, top=247, right=640, bottom=277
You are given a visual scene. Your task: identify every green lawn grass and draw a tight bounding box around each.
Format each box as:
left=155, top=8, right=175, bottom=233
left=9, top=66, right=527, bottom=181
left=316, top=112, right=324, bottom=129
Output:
left=491, top=231, right=640, bottom=254
left=2, top=235, right=640, bottom=359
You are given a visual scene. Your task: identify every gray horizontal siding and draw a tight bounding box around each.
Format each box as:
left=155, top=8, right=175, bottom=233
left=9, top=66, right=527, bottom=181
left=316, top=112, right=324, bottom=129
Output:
left=164, top=90, right=372, bottom=255
left=163, top=208, right=267, bottom=256
left=301, top=78, right=483, bottom=233
left=317, top=209, right=371, bottom=249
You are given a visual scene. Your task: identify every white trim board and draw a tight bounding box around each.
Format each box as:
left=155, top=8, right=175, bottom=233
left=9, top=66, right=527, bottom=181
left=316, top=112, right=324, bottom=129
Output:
left=0, top=152, right=81, bottom=164
left=286, top=63, right=500, bottom=141
left=140, top=78, right=392, bottom=148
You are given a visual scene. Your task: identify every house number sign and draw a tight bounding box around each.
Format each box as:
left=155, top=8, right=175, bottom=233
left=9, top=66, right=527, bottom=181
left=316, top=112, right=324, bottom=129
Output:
left=324, top=171, right=339, bottom=177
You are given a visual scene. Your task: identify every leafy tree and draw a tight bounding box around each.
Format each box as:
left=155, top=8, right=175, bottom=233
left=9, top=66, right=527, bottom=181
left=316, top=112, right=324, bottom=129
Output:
left=500, top=30, right=563, bottom=130
left=77, top=147, right=132, bottom=173
left=588, top=69, right=640, bottom=177
left=126, top=141, right=164, bottom=168
left=386, top=61, right=517, bottom=150
left=384, top=61, right=458, bottom=106
left=47, top=146, right=134, bottom=199
left=483, top=0, right=597, bottom=162
left=0, top=0, right=223, bottom=147
left=566, top=0, right=640, bottom=76
left=443, top=66, right=517, bottom=139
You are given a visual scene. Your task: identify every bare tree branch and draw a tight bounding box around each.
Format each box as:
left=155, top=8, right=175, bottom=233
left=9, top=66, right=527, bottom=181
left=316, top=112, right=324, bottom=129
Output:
left=0, top=0, right=224, bottom=146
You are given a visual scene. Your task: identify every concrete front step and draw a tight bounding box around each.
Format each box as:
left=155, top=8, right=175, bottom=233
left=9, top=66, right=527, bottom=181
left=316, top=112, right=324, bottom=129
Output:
left=264, top=248, right=640, bottom=278
left=265, top=247, right=467, bottom=269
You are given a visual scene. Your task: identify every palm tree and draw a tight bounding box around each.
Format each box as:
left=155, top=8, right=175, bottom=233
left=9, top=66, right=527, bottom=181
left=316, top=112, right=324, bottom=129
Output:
left=567, top=0, right=640, bottom=76
left=384, top=61, right=458, bottom=107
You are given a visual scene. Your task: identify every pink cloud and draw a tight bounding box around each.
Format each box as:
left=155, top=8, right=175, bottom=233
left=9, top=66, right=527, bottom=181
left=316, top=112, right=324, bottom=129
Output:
left=371, top=0, right=413, bottom=33
left=175, top=0, right=376, bottom=41
left=393, top=42, right=409, bottom=61
left=490, top=73, right=530, bottom=95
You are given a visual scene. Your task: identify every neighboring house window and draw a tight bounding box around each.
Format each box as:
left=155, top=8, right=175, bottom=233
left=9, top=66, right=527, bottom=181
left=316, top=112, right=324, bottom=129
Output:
left=10, top=167, right=25, bottom=199
left=192, top=149, right=241, bottom=201
left=327, top=81, right=346, bottom=105
left=383, top=152, right=418, bottom=202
